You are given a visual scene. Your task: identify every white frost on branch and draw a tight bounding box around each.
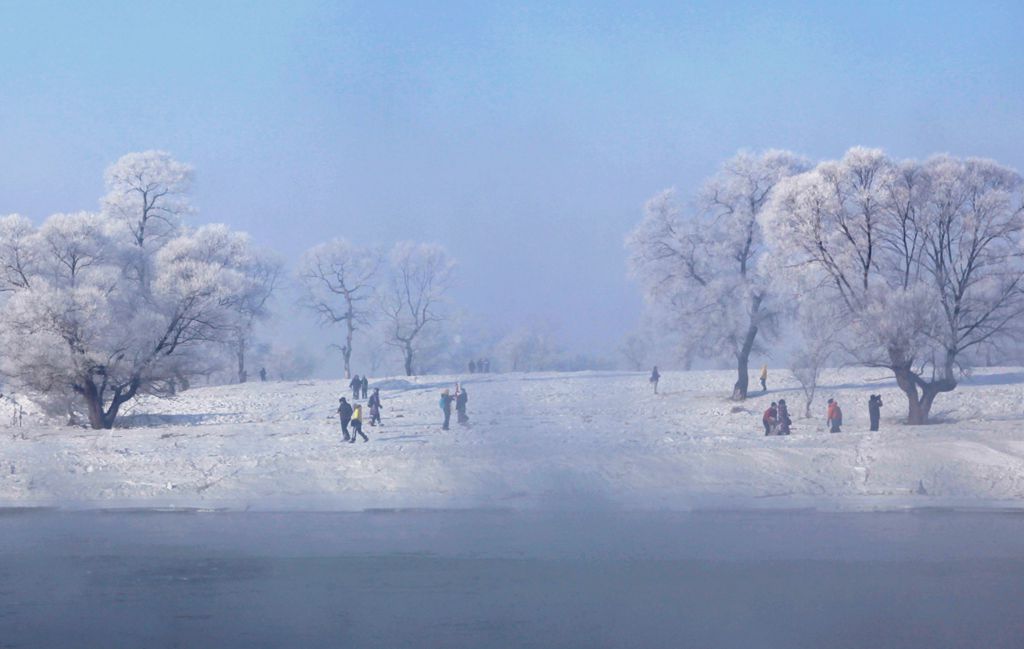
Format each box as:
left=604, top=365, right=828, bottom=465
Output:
left=627, top=150, right=808, bottom=398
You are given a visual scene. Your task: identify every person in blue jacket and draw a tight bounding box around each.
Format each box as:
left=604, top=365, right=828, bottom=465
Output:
left=439, top=389, right=453, bottom=430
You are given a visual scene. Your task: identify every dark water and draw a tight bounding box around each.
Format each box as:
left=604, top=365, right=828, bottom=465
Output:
left=1, top=509, right=1023, bottom=648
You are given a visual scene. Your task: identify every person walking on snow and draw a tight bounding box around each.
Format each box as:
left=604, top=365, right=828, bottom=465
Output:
left=368, top=388, right=383, bottom=426
left=439, top=389, right=453, bottom=430
left=650, top=366, right=660, bottom=394
left=777, top=399, right=792, bottom=435
left=763, top=402, right=778, bottom=436
left=759, top=365, right=768, bottom=393
left=868, top=395, right=883, bottom=431
left=349, top=403, right=368, bottom=442
left=361, top=376, right=369, bottom=399
left=455, top=384, right=469, bottom=425
left=349, top=374, right=361, bottom=401
left=827, top=399, right=843, bottom=433
left=336, top=397, right=353, bottom=442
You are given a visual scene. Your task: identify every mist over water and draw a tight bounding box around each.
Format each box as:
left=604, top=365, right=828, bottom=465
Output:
left=3, top=508, right=1024, bottom=648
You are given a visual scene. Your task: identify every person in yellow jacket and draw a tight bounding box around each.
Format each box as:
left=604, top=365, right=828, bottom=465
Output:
left=759, top=365, right=768, bottom=393
left=349, top=403, right=369, bottom=443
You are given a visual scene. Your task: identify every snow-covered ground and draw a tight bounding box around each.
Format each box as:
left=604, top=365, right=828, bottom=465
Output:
left=2, top=368, right=1024, bottom=510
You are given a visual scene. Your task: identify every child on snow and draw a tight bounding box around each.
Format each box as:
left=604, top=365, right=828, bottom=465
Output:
left=349, top=403, right=368, bottom=442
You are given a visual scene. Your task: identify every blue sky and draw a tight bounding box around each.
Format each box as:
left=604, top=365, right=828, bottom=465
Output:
left=1, top=1, right=1022, bottom=357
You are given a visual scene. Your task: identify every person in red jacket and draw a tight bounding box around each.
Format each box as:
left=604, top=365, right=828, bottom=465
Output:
left=763, top=402, right=778, bottom=436
left=827, top=399, right=842, bottom=433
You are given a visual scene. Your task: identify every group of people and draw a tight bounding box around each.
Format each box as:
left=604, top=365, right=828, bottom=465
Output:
left=439, top=383, right=470, bottom=430
left=760, top=395, right=883, bottom=435
left=336, top=373, right=384, bottom=443
left=335, top=375, right=473, bottom=442
left=468, top=359, right=491, bottom=374
left=762, top=399, right=792, bottom=435
left=761, top=398, right=842, bottom=435
left=337, top=366, right=885, bottom=444
left=349, top=374, right=370, bottom=400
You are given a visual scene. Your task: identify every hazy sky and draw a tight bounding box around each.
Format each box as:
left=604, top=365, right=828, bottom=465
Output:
left=1, top=0, right=1022, bottom=357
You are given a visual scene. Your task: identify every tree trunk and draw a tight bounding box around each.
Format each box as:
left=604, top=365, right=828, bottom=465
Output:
left=893, top=365, right=925, bottom=424
left=79, top=377, right=140, bottom=430
left=174, top=370, right=190, bottom=392
left=102, top=395, right=131, bottom=430
left=404, top=342, right=414, bottom=376
left=892, top=351, right=957, bottom=425
left=731, top=295, right=762, bottom=401
left=82, top=381, right=107, bottom=430
left=803, top=384, right=815, bottom=418
left=236, top=337, right=247, bottom=384
left=343, top=320, right=354, bottom=379
left=732, top=325, right=759, bottom=400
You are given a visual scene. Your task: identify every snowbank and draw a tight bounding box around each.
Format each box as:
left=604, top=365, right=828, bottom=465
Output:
left=2, top=368, right=1024, bottom=510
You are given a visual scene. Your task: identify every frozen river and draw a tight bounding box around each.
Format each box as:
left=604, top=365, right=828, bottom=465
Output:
left=2, top=509, right=1023, bottom=648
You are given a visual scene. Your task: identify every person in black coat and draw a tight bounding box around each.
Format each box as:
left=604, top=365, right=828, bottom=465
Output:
left=368, top=388, right=383, bottom=426
left=336, top=397, right=353, bottom=442
left=361, top=376, right=369, bottom=399
left=777, top=399, right=792, bottom=435
left=868, top=394, right=883, bottom=431
left=649, top=366, right=660, bottom=394
left=349, top=375, right=361, bottom=400
left=455, top=385, right=469, bottom=425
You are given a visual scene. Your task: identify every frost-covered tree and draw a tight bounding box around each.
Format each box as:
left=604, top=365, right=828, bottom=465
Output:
left=297, top=239, right=382, bottom=379
left=619, top=332, right=650, bottom=371
left=224, top=249, right=282, bottom=384
left=0, top=154, right=269, bottom=429
left=495, top=326, right=565, bottom=372
left=254, top=343, right=319, bottom=381
left=0, top=214, right=37, bottom=294
left=763, top=148, right=1024, bottom=424
left=379, top=241, right=454, bottom=376
left=788, top=300, right=842, bottom=418
left=627, top=150, right=808, bottom=399
left=103, top=151, right=194, bottom=250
